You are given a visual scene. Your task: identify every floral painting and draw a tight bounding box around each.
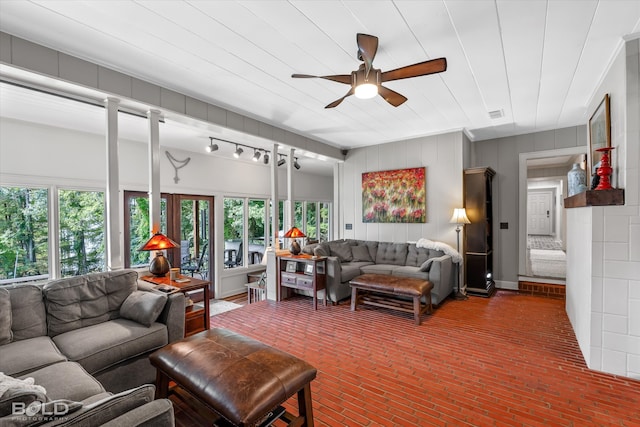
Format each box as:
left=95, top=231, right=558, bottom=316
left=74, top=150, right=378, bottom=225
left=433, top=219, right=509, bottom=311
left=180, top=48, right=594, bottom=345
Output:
left=362, top=167, right=426, bottom=223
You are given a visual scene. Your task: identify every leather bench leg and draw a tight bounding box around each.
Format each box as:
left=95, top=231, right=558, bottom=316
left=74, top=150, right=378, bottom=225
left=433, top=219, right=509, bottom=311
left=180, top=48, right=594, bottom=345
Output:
left=350, top=287, right=358, bottom=311
left=413, top=296, right=421, bottom=325
left=155, top=369, right=170, bottom=399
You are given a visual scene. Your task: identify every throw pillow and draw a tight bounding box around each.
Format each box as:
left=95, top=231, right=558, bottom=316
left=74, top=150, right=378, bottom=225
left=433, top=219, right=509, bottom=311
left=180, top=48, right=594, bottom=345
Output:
left=313, top=243, right=329, bottom=257
left=0, top=288, right=12, bottom=345
left=351, top=245, right=373, bottom=262
left=420, top=258, right=435, bottom=272
left=328, top=241, right=353, bottom=262
left=119, top=291, right=167, bottom=327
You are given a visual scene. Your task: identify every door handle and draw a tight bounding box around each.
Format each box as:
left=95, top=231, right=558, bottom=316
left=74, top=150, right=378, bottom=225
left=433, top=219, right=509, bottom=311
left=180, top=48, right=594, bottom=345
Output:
left=546, top=210, right=550, bottom=218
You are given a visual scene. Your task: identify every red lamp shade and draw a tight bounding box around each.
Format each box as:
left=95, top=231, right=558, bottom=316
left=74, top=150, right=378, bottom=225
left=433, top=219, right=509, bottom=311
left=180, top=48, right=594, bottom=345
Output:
left=284, top=227, right=306, bottom=255
left=283, top=227, right=306, bottom=239
left=139, top=232, right=179, bottom=276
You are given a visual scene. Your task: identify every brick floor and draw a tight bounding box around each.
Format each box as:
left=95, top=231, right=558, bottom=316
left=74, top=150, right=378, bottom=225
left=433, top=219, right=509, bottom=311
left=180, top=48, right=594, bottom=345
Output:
left=172, top=291, right=640, bottom=426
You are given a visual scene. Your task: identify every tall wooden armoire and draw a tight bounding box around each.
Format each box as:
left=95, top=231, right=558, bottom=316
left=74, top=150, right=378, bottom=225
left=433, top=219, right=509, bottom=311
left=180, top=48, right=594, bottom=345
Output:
left=463, top=167, right=496, bottom=297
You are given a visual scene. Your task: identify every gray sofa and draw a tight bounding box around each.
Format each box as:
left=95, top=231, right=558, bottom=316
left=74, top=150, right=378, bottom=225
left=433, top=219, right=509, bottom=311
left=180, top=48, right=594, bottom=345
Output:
left=302, top=239, right=455, bottom=305
left=0, top=269, right=185, bottom=426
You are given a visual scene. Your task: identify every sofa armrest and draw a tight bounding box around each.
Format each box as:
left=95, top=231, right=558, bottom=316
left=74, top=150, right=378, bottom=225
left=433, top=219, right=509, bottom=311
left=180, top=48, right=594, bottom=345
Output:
left=137, top=281, right=185, bottom=343
left=427, top=255, right=454, bottom=305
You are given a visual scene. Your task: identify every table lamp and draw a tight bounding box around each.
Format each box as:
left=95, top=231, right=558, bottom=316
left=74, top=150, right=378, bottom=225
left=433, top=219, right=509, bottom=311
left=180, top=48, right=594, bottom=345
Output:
left=284, top=226, right=306, bottom=255
left=139, top=232, right=179, bottom=276
left=449, top=208, right=470, bottom=300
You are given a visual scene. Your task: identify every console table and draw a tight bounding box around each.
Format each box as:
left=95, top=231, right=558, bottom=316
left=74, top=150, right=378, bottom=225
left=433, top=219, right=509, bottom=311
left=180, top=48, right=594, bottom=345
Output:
left=141, top=275, right=210, bottom=337
left=277, top=254, right=327, bottom=310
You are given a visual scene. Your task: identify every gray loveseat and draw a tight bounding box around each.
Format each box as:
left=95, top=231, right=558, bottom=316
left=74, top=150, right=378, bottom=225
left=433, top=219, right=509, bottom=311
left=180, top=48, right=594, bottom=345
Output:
left=0, top=269, right=185, bottom=426
left=302, top=239, right=455, bottom=305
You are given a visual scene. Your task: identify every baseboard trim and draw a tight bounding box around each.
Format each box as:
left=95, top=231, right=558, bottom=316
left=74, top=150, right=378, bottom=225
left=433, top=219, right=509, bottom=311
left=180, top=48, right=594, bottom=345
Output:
left=495, top=280, right=518, bottom=290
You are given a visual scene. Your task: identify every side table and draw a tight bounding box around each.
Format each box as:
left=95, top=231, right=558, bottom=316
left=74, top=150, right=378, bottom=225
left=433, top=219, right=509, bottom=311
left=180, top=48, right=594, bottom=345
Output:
left=141, top=274, right=210, bottom=337
left=277, top=254, right=327, bottom=310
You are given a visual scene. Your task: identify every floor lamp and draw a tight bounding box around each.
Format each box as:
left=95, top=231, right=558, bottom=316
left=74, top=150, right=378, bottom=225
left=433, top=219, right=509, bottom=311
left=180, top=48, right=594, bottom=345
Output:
left=450, top=208, right=470, bottom=300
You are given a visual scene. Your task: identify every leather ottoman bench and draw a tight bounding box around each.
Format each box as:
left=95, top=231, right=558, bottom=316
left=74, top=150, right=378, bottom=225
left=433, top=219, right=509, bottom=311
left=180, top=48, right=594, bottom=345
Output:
left=149, top=328, right=317, bottom=427
left=349, top=273, right=433, bottom=325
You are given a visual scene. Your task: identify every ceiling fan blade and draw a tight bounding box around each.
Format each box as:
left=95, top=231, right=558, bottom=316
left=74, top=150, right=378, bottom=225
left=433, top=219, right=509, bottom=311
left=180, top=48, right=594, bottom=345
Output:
left=378, top=85, right=408, bottom=107
left=325, top=88, right=355, bottom=109
left=357, top=33, right=378, bottom=75
left=381, top=58, right=447, bottom=82
left=291, top=73, right=352, bottom=85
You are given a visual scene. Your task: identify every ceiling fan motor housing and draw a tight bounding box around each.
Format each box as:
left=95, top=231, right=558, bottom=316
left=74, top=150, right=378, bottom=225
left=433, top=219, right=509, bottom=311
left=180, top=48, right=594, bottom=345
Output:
left=353, top=66, right=381, bottom=87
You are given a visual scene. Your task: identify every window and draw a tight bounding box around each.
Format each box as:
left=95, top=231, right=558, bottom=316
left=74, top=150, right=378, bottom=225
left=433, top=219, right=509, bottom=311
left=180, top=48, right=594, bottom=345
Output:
left=248, top=199, right=266, bottom=264
left=58, top=189, right=105, bottom=276
left=1, top=186, right=109, bottom=282
left=223, top=198, right=244, bottom=269
left=319, top=202, right=330, bottom=242
left=305, top=202, right=317, bottom=240
left=223, top=197, right=268, bottom=269
left=0, top=186, right=49, bottom=282
left=124, top=192, right=212, bottom=281
left=126, top=193, right=168, bottom=268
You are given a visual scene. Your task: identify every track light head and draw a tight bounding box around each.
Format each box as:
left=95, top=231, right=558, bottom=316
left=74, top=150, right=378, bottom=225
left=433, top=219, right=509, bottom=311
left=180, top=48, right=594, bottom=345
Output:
left=252, top=150, right=261, bottom=162
left=277, top=157, right=286, bottom=167
left=234, top=145, right=243, bottom=158
left=206, top=137, right=219, bottom=152
left=294, top=157, right=301, bottom=170
left=263, top=153, right=269, bottom=164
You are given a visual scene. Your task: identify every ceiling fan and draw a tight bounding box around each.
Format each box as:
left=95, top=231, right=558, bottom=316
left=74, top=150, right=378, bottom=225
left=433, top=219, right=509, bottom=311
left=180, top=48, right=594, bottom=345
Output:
left=292, top=33, right=447, bottom=108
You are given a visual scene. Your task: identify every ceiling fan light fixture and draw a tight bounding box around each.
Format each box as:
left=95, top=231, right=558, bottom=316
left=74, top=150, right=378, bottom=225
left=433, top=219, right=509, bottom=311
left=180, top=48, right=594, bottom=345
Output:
left=354, top=82, right=378, bottom=99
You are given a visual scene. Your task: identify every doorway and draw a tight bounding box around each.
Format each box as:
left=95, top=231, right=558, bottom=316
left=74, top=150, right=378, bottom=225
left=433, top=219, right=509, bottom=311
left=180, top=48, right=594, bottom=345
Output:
left=124, top=191, right=214, bottom=293
left=518, top=147, right=586, bottom=283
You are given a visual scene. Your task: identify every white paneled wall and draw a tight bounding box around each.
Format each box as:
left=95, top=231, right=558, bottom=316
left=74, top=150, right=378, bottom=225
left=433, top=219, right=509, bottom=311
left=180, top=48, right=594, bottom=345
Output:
left=338, top=131, right=464, bottom=249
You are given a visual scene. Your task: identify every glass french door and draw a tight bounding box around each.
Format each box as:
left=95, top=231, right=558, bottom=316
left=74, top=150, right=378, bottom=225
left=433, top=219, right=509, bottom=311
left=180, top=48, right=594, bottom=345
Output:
left=124, top=191, right=214, bottom=287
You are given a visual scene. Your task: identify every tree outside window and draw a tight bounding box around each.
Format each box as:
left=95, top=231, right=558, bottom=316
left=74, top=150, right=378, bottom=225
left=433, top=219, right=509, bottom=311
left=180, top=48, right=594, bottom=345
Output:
left=0, top=187, right=49, bottom=281
left=223, top=198, right=244, bottom=268
left=59, top=190, right=105, bottom=276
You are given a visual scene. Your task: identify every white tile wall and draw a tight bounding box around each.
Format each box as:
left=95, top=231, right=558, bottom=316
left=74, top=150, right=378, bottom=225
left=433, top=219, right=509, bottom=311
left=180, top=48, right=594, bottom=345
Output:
left=591, top=312, right=603, bottom=347
left=603, top=332, right=628, bottom=353
left=630, top=280, right=640, bottom=299
left=602, top=349, right=627, bottom=375
left=630, top=300, right=640, bottom=336
left=603, top=260, right=640, bottom=280
left=603, top=278, right=629, bottom=315
left=591, top=276, right=603, bottom=312
left=628, top=354, right=640, bottom=380
left=604, top=217, right=630, bottom=242
left=604, top=242, right=629, bottom=261
left=603, top=313, right=628, bottom=334
left=630, top=223, right=640, bottom=261
left=590, top=347, right=602, bottom=370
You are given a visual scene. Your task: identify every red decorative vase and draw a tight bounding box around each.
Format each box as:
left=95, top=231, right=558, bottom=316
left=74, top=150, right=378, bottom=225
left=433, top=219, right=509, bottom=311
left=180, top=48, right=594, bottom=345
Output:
left=595, top=147, right=615, bottom=190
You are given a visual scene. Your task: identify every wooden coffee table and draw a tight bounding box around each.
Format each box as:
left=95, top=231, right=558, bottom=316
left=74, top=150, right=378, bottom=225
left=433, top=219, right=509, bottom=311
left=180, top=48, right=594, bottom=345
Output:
left=349, top=273, right=433, bottom=325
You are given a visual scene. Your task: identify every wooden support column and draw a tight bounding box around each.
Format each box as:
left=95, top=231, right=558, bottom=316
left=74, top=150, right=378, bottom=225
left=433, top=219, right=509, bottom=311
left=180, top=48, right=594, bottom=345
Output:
left=105, top=98, right=122, bottom=270
left=147, top=110, right=161, bottom=235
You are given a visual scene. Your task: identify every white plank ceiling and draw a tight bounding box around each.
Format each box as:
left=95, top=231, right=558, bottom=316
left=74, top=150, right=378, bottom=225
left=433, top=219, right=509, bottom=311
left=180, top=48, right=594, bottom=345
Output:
left=1, top=0, right=639, bottom=171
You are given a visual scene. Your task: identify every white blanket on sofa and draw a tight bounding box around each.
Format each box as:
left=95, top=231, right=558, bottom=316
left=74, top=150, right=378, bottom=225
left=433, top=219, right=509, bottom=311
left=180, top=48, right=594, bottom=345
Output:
left=416, top=238, right=463, bottom=264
